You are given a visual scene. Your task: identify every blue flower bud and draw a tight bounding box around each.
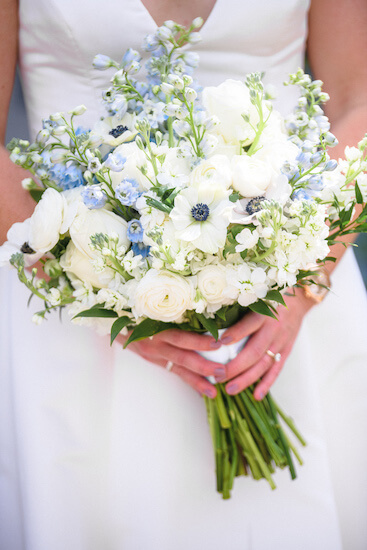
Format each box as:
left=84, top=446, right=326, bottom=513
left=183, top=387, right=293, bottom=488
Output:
left=324, top=159, right=338, bottom=171
left=93, top=54, right=114, bottom=70
left=127, top=219, right=144, bottom=243
left=81, top=184, right=108, bottom=209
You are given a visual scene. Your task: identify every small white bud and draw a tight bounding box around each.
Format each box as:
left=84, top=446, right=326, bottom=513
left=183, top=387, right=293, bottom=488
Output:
left=51, top=125, right=67, bottom=136
left=36, top=129, right=50, bottom=145
left=185, top=88, right=197, bottom=103
left=21, top=177, right=36, bottom=190
left=160, top=82, right=174, bottom=95
left=32, top=313, right=44, bottom=325
left=49, top=112, right=64, bottom=122
left=50, top=149, right=67, bottom=163
left=192, top=17, right=203, bottom=29
left=68, top=104, right=87, bottom=116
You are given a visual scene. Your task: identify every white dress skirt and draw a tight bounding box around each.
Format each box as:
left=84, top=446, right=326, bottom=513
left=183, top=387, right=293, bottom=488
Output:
left=1, top=0, right=367, bottom=549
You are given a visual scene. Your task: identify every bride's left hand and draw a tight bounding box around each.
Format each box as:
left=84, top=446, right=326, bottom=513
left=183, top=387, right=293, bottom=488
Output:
left=217, top=289, right=315, bottom=400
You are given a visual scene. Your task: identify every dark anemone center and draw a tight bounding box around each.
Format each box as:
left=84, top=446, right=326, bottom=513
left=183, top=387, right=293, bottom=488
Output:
left=20, top=242, right=36, bottom=254
left=109, top=125, right=129, bottom=138
left=191, top=203, right=210, bottom=222
left=246, top=196, right=266, bottom=215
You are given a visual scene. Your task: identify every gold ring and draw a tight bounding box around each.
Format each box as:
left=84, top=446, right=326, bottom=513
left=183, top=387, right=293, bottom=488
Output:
left=165, top=360, right=174, bottom=372
left=266, top=350, right=281, bottom=362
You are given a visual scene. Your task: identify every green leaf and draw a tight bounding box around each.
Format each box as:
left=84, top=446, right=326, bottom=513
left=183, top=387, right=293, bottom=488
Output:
left=355, top=182, right=363, bottom=204
left=124, top=318, right=177, bottom=347
left=30, top=189, right=45, bottom=203
left=110, top=316, right=132, bottom=345
left=73, top=305, right=118, bottom=319
left=229, top=192, right=240, bottom=203
left=216, top=308, right=227, bottom=322
left=265, top=289, right=286, bottom=306
left=248, top=300, right=277, bottom=319
left=196, top=313, right=219, bottom=340
left=145, top=197, right=171, bottom=213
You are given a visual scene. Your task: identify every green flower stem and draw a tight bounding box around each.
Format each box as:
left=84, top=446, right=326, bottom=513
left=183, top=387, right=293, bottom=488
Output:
left=214, top=385, right=231, bottom=429
left=275, top=401, right=307, bottom=446
left=241, top=391, right=284, bottom=462
left=237, top=419, right=276, bottom=488
left=167, top=116, right=174, bottom=147
left=267, top=393, right=297, bottom=479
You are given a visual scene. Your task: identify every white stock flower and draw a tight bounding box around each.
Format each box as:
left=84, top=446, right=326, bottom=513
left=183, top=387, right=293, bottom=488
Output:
left=133, top=269, right=194, bottom=322
left=235, top=228, right=259, bottom=252
left=197, top=264, right=233, bottom=312
left=190, top=155, right=232, bottom=189
left=202, top=79, right=261, bottom=145
left=170, top=182, right=232, bottom=254
left=225, top=264, right=269, bottom=307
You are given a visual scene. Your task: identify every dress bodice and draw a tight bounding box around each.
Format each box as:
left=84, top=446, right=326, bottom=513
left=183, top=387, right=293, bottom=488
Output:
left=18, top=0, right=310, bottom=136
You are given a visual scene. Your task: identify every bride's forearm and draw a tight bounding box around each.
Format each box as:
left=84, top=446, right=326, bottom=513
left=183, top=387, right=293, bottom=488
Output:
left=0, top=145, right=35, bottom=244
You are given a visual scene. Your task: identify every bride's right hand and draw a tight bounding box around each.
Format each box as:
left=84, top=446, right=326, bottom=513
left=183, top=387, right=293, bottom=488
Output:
left=117, top=330, right=224, bottom=398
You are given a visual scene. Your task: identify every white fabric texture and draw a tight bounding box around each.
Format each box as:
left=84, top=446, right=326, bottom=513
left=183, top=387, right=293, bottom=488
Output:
left=1, top=0, right=367, bottom=548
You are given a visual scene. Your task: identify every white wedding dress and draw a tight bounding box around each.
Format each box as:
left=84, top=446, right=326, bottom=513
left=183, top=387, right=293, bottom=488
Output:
left=1, top=1, right=367, bottom=549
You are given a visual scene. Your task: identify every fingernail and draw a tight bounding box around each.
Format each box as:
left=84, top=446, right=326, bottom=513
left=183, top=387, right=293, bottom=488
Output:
left=214, top=367, right=226, bottom=379
left=256, top=391, right=264, bottom=401
left=226, top=382, right=238, bottom=395
left=203, top=388, right=216, bottom=399
left=220, top=336, right=233, bottom=345
left=210, top=341, right=222, bottom=349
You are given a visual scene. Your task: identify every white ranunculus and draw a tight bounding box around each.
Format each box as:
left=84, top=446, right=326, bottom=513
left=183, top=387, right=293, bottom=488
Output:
left=110, top=141, right=152, bottom=191
left=133, top=269, right=194, bottom=322
left=203, top=79, right=261, bottom=145
left=29, top=188, right=67, bottom=253
left=197, top=265, right=233, bottom=311
left=257, top=110, right=287, bottom=145
left=69, top=204, right=129, bottom=258
left=254, top=139, right=300, bottom=174
left=231, top=155, right=274, bottom=198
left=190, top=155, right=232, bottom=189
left=60, top=241, right=114, bottom=289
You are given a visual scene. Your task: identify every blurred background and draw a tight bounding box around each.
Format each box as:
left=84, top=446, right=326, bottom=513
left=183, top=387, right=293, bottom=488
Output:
left=5, top=73, right=367, bottom=289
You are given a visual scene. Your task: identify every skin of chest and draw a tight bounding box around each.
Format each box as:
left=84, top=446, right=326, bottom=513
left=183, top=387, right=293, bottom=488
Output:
left=140, top=0, right=217, bottom=26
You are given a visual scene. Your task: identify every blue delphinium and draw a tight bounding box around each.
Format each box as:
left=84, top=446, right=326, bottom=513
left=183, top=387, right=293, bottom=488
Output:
left=48, top=164, right=84, bottom=190
left=127, top=219, right=144, bottom=242
left=81, top=184, right=108, bottom=209
left=131, top=242, right=151, bottom=258
left=115, top=179, right=141, bottom=206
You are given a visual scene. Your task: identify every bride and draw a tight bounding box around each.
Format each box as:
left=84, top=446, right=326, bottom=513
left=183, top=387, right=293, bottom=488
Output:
left=1, top=0, right=367, bottom=549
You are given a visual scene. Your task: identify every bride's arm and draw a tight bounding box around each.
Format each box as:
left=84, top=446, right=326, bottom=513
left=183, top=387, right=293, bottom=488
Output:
left=216, top=0, right=367, bottom=400
left=0, top=0, right=35, bottom=243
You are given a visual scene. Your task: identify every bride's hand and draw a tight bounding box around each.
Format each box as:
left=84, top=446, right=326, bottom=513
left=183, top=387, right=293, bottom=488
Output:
left=117, top=330, right=226, bottom=399
left=217, top=290, right=315, bottom=400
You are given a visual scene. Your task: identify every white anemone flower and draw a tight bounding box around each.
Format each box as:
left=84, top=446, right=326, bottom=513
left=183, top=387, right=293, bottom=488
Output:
left=90, top=113, right=137, bottom=147
left=170, top=182, right=232, bottom=254
left=0, top=218, right=43, bottom=267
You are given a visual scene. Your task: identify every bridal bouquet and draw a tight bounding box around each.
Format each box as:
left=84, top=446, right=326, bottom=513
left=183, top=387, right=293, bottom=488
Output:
left=2, top=19, right=367, bottom=498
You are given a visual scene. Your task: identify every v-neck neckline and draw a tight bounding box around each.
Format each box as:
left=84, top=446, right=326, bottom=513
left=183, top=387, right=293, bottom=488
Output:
left=135, top=0, right=220, bottom=36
